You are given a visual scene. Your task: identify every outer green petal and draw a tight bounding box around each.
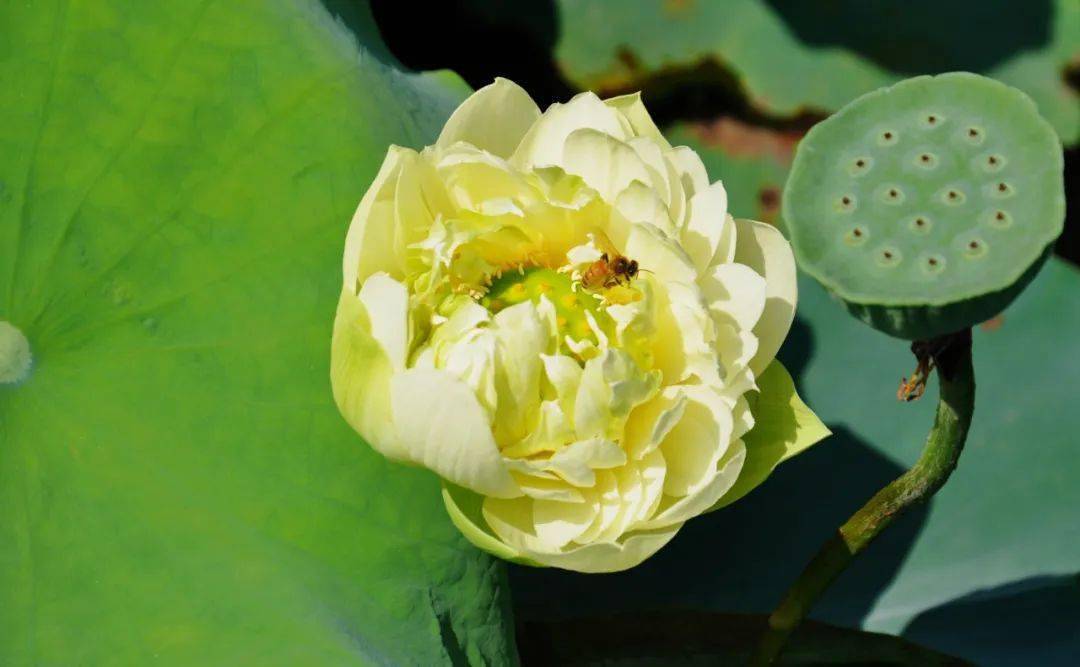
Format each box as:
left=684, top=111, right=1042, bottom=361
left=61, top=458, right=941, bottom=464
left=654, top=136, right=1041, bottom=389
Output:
left=390, top=369, right=521, bottom=498
left=436, top=77, right=541, bottom=159
left=732, top=218, right=798, bottom=376
left=711, top=360, right=830, bottom=511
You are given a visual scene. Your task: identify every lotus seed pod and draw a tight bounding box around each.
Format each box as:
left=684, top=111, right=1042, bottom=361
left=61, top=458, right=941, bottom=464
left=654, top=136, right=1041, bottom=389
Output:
left=783, top=73, right=1065, bottom=340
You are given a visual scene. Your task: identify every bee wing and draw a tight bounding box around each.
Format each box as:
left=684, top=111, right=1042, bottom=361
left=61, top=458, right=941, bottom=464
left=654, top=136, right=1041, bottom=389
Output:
left=588, top=229, right=619, bottom=257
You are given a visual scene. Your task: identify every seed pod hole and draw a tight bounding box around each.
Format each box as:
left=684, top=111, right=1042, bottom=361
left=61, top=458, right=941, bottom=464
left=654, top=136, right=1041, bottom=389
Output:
left=915, top=152, right=938, bottom=169
left=849, top=156, right=873, bottom=176
left=845, top=226, right=869, bottom=246
left=989, top=209, right=1013, bottom=229
left=982, top=153, right=1007, bottom=172
left=962, top=237, right=988, bottom=259
left=878, top=129, right=898, bottom=146
left=989, top=181, right=1015, bottom=198
left=942, top=188, right=966, bottom=205
left=876, top=246, right=902, bottom=267
left=909, top=215, right=933, bottom=233
left=921, top=254, right=946, bottom=275
left=880, top=185, right=905, bottom=204
left=837, top=194, right=857, bottom=212
left=965, top=126, right=986, bottom=145
left=920, top=112, right=945, bottom=129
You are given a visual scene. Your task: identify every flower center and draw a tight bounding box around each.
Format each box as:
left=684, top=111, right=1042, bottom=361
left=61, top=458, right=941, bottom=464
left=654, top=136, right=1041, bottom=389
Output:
left=481, top=267, right=613, bottom=345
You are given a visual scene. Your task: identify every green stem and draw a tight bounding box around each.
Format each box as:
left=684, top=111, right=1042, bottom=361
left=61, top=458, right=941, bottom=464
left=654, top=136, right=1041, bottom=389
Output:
left=752, top=329, right=975, bottom=666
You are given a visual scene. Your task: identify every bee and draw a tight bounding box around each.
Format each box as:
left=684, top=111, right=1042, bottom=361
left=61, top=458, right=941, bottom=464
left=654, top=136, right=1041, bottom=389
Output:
left=579, top=231, right=645, bottom=290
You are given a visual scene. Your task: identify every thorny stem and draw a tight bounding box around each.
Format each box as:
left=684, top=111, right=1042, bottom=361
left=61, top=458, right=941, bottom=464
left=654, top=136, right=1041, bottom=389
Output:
left=751, top=329, right=975, bottom=666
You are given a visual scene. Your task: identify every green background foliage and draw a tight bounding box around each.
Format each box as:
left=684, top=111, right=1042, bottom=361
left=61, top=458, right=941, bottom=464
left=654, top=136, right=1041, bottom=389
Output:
left=0, top=1, right=515, bottom=664
left=555, top=0, right=1080, bottom=146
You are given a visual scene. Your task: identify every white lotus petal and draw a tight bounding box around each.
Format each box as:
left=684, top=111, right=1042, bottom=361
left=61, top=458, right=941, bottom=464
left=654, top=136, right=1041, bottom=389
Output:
left=331, top=288, right=404, bottom=460
left=437, top=77, right=541, bottom=158
left=576, top=470, right=621, bottom=543
left=668, top=145, right=709, bottom=199
left=640, top=440, right=746, bottom=529
left=343, top=146, right=408, bottom=289
left=628, top=137, right=672, bottom=205
left=547, top=437, right=627, bottom=487
left=623, top=222, right=698, bottom=285
left=356, top=273, right=410, bottom=372
left=604, top=92, right=671, bottom=149
left=614, top=181, right=673, bottom=235
left=514, top=473, right=586, bottom=503
left=701, top=262, right=768, bottom=332
left=560, top=128, right=653, bottom=202
left=623, top=387, right=689, bottom=460
left=534, top=497, right=598, bottom=548
left=511, top=91, right=628, bottom=169
left=732, top=218, right=798, bottom=375
left=659, top=385, right=734, bottom=497
left=681, top=181, right=729, bottom=273
left=524, top=525, right=681, bottom=574
left=390, top=369, right=520, bottom=498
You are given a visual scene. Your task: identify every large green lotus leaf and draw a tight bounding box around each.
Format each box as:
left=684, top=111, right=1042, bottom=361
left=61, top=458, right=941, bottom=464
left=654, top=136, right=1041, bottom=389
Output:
left=0, top=1, right=516, bottom=664
left=554, top=0, right=1080, bottom=144
left=511, top=257, right=1080, bottom=666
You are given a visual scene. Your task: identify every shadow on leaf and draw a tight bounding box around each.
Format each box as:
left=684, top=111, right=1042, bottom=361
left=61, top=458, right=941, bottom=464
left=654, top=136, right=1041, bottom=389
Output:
left=902, top=574, right=1080, bottom=667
